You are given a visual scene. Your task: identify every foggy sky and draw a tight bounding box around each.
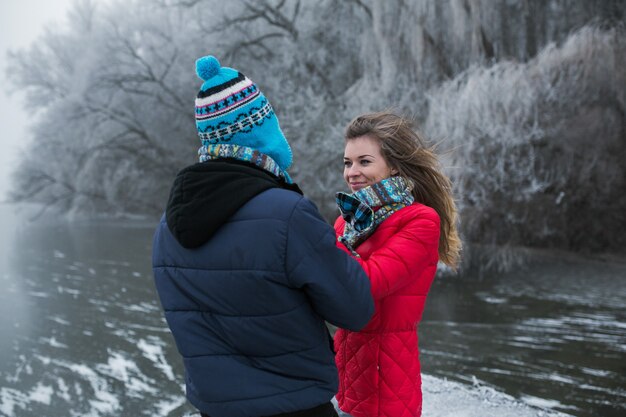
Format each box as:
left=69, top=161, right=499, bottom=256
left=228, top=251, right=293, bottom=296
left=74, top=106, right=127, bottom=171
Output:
left=0, top=0, right=72, bottom=201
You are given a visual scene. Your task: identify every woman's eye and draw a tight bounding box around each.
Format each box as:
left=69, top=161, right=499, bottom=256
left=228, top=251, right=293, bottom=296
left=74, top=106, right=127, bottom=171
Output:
left=344, top=161, right=352, bottom=167
left=360, top=160, right=371, bottom=166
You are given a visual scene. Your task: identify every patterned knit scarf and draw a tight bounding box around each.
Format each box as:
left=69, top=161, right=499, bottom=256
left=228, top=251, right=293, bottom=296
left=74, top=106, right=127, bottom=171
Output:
left=198, top=143, right=293, bottom=183
left=336, top=176, right=414, bottom=256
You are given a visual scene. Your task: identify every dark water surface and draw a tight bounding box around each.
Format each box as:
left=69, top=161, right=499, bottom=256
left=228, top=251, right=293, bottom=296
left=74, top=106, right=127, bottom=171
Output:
left=0, top=205, right=196, bottom=417
left=421, top=252, right=626, bottom=417
left=0, top=204, right=623, bottom=416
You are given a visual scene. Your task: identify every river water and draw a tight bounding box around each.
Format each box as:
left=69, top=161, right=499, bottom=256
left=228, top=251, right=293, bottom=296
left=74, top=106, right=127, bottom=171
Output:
left=0, top=204, right=623, bottom=417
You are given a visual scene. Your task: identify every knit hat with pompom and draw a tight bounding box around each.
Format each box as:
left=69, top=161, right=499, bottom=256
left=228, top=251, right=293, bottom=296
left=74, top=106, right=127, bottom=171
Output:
left=194, top=55, right=292, bottom=171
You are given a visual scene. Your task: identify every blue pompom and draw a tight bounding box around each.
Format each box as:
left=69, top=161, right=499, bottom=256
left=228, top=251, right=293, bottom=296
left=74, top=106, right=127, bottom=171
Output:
left=196, top=56, right=221, bottom=81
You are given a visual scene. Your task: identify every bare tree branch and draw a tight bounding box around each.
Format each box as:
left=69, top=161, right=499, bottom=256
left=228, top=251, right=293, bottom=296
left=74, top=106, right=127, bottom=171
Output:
left=243, top=0, right=299, bottom=40
left=346, top=0, right=372, bottom=19
left=225, top=32, right=286, bottom=60
left=209, top=0, right=300, bottom=41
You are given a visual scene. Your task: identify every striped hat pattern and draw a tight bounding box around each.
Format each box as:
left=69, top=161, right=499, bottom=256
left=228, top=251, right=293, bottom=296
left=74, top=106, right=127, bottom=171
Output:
left=194, top=55, right=293, bottom=170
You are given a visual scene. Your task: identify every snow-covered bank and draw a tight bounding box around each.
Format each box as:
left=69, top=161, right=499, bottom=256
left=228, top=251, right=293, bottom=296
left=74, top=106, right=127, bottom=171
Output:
left=422, top=375, right=571, bottom=417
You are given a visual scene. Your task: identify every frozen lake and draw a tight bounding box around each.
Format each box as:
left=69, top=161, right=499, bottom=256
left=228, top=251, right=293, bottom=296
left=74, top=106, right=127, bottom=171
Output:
left=0, top=204, right=623, bottom=416
left=420, top=250, right=626, bottom=416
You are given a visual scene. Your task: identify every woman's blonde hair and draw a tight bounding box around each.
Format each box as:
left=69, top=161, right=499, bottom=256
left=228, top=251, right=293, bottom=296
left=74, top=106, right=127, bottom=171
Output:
left=345, top=111, right=461, bottom=269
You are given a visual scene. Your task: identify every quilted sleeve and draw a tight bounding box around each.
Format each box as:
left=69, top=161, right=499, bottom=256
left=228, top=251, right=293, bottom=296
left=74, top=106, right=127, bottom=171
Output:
left=333, top=216, right=344, bottom=235
left=353, top=210, right=440, bottom=300
left=285, top=197, right=374, bottom=331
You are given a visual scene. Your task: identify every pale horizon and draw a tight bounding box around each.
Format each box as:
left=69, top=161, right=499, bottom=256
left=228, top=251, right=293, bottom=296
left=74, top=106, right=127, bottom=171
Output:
left=0, top=0, right=73, bottom=201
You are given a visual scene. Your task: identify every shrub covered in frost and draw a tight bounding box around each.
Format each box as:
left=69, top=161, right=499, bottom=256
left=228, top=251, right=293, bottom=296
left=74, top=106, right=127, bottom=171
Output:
left=426, top=25, right=626, bottom=266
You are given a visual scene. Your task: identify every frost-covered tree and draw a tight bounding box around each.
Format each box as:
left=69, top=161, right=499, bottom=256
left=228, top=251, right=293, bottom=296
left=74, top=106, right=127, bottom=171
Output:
left=426, top=25, right=626, bottom=267
left=8, top=1, right=198, bottom=215
left=7, top=0, right=368, bottom=216
left=6, top=0, right=626, bottom=269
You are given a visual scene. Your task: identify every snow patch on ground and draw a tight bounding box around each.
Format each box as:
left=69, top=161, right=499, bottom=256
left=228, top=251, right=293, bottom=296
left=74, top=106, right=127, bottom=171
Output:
left=422, top=375, right=573, bottom=417
left=154, top=395, right=188, bottom=416
left=39, top=336, right=68, bottom=349
left=0, top=359, right=576, bottom=417
left=95, top=350, right=158, bottom=399
left=0, top=387, right=28, bottom=416
left=27, top=383, right=53, bottom=405
left=138, top=337, right=176, bottom=381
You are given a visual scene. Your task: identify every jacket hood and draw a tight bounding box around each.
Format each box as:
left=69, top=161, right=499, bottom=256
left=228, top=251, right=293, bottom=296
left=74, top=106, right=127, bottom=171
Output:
left=165, top=159, right=301, bottom=248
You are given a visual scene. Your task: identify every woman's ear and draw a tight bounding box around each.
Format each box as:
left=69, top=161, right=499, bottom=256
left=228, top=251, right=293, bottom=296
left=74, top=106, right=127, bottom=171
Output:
left=391, top=168, right=399, bottom=175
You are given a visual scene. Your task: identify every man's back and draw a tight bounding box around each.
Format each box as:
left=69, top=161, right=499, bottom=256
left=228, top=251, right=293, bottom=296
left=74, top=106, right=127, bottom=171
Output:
left=152, top=160, right=373, bottom=417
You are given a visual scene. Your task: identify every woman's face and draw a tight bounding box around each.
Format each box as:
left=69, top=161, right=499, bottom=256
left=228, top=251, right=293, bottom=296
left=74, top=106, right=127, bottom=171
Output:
left=343, top=135, right=395, bottom=192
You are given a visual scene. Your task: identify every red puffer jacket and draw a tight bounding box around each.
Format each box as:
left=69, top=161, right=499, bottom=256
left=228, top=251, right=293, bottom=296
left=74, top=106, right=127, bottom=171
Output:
left=333, top=203, right=440, bottom=417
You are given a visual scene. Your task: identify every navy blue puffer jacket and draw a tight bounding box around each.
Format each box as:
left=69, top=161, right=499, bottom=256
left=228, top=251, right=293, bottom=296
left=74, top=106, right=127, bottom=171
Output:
left=152, top=160, right=373, bottom=417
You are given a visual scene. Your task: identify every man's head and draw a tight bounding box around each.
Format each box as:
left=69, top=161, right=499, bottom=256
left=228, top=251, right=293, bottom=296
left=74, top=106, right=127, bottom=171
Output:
left=194, top=55, right=292, bottom=171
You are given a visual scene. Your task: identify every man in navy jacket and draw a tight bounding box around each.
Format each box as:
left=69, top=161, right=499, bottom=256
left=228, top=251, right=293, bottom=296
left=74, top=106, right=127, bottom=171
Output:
left=152, top=55, right=373, bottom=417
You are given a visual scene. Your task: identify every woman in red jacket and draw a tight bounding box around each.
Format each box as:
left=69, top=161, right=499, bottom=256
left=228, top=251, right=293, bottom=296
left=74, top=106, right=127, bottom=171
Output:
left=333, top=111, right=461, bottom=417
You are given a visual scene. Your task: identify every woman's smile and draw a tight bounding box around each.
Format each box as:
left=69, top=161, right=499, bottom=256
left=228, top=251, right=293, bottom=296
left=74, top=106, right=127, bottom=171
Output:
left=349, top=181, right=368, bottom=191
